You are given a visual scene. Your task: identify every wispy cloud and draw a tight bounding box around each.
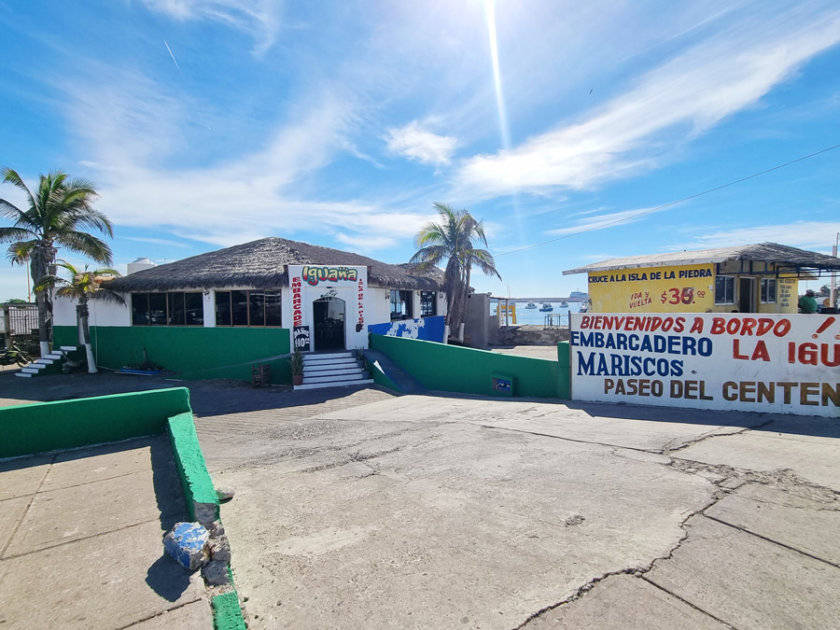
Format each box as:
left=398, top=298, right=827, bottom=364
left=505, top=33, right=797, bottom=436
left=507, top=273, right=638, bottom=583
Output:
left=672, top=221, right=840, bottom=252
left=55, top=58, right=423, bottom=249
left=141, top=0, right=283, bottom=54
left=454, top=3, right=840, bottom=198
left=385, top=121, right=458, bottom=167
left=122, top=236, right=193, bottom=249
left=545, top=206, right=666, bottom=237
left=334, top=232, right=399, bottom=252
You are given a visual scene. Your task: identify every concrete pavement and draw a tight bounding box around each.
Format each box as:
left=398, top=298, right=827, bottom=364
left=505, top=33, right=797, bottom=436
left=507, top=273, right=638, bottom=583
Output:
left=0, top=435, right=211, bottom=629
left=2, top=369, right=838, bottom=628
left=194, top=393, right=840, bottom=629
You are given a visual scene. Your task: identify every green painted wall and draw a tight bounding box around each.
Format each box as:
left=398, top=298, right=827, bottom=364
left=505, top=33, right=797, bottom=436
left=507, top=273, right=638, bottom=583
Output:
left=0, top=387, right=191, bottom=458
left=55, top=325, right=292, bottom=383
left=365, top=357, right=402, bottom=392
left=557, top=341, right=571, bottom=367
left=370, top=335, right=570, bottom=399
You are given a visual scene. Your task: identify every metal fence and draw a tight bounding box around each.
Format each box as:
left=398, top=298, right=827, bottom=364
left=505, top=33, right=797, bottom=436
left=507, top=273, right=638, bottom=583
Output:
left=543, top=313, right=568, bottom=328
left=2, top=304, right=40, bottom=355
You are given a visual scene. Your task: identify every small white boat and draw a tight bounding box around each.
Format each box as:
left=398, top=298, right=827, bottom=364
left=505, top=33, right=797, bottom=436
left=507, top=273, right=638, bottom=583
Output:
left=539, top=303, right=553, bottom=312
left=524, top=302, right=537, bottom=309
left=559, top=300, right=568, bottom=308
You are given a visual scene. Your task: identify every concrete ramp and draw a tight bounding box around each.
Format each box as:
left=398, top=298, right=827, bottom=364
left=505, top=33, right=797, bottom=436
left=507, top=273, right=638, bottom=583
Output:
left=363, top=349, right=426, bottom=394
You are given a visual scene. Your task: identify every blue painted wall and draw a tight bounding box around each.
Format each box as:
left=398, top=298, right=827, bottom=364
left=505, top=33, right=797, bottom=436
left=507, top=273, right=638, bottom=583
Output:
left=368, top=315, right=445, bottom=342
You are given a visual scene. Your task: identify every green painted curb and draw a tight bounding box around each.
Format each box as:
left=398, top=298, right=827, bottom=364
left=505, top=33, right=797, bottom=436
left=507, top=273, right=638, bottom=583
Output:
left=167, top=412, right=219, bottom=524
left=212, top=592, right=247, bottom=630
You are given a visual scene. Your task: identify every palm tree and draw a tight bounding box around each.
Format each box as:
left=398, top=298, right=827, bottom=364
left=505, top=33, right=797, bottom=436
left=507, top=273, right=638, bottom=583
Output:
left=0, top=168, right=113, bottom=356
left=36, top=261, right=124, bottom=373
left=410, top=202, right=501, bottom=338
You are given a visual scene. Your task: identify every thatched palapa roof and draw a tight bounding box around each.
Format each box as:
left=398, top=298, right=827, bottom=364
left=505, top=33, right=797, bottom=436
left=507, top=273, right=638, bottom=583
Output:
left=106, top=237, right=445, bottom=292
left=563, top=242, right=840, bottom=277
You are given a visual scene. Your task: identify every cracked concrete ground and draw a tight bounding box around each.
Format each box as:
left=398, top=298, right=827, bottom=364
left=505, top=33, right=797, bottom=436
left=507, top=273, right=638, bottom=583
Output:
left=3, top=372, right=839, bottom=628
left=195, top=393, right=840, bottom=629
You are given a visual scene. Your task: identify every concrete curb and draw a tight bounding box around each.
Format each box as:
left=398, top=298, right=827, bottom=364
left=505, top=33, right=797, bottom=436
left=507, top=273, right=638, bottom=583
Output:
left=211, top=592, right=248, bottom=630
left=167, top=412, right=247, bottom=630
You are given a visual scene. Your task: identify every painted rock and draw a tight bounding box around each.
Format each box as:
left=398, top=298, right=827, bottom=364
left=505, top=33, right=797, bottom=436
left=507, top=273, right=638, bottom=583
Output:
left=164, top=522, right=210, bottom=570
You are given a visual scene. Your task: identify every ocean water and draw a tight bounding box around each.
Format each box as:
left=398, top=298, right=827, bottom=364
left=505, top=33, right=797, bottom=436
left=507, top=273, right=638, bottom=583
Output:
left=493, top=301, right=584, bottom=327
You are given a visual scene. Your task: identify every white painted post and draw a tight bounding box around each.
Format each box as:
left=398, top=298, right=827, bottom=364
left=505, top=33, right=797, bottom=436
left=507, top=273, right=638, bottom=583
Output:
left=85, top=343, right=97, bottom=373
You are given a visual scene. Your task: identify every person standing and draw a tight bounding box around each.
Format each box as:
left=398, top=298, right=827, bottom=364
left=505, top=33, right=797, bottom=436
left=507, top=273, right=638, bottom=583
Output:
left=798, top=289, right=818, bottom=313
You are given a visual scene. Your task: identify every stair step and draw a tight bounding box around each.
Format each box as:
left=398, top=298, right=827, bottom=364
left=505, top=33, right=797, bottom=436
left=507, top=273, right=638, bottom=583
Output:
left=304, top=373, right=369, bottom=385
left=303, top=352, right=354, bottom=361
left=303, top=369, right=366, bottom=380
left=60, top=346, right=79, bottom=351
left=34, top=358, right=56, bottom=365
left=15, top=372, right=33, bottom=378
left=303, top=364, right=362, bottom=375
left=21, top=367, right=43, bottom=374
left=294, top=378, right=374, bottom=391
left=304, top=356, right=358, bottom=365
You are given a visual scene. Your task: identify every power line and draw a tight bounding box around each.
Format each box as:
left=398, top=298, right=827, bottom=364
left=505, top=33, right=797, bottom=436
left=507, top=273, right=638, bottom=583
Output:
left=496, top=142, right=840, bottom=257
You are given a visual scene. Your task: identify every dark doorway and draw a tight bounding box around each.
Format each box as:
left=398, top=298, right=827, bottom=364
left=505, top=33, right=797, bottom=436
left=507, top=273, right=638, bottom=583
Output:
left=313, top=297, right=346, bottom=351
left=738, top=278, right=755, bottom=313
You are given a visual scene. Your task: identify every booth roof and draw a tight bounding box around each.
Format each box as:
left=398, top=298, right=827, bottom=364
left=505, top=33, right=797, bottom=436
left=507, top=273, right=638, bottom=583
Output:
left=562, top=242, right=840, bottom=276
left=106, top=237, right=445, bottom=292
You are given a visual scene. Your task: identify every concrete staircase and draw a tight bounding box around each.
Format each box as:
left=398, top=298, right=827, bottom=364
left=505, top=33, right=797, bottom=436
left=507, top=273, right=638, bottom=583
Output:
left=16, top=346, right=80, bottom=378
left=294, top=351, right=373, bottom=391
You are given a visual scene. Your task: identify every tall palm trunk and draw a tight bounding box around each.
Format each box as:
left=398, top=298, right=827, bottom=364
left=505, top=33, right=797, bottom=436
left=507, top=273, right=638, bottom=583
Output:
left=444, top=257, right=463, bottom=329
left=76, top=300, right=97, bottom=374
left=31, top=248, right=51, bottom=356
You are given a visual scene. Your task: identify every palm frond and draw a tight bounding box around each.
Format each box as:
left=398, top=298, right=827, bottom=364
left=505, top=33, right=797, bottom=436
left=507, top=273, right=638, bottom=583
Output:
left=0, top=227, right=35, bottom=245
left=1, top=168, right=37, bottom=214
left=0, top=198, right=26, bottom=222
left=6, top=240, right=36, bottom=265
left=56, top=231, right=113, bottom=264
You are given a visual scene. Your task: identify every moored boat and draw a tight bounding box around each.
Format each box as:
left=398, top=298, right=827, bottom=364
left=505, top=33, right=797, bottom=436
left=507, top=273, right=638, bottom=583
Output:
left=539, top=303, right=553, bottom=312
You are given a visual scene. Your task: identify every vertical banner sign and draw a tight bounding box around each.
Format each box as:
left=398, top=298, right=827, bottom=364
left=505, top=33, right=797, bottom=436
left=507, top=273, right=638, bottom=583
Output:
left=292, top=276, right=303, bottom=328
left=356, top=277, right=365, bottom=332
left=570, top=313, right=840, bottom=418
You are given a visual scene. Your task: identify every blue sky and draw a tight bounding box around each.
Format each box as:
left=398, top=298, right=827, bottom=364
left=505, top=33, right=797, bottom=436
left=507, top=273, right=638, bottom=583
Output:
left=1, top=0, right=840, bottom=301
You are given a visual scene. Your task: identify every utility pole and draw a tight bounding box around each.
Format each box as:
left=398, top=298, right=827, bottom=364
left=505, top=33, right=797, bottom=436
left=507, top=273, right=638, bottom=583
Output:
left=831, top=232, right=838, bottom=310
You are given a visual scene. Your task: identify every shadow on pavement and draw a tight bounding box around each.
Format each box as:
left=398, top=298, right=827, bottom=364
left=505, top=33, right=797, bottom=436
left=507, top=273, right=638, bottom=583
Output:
left=145, top=554, right=193, bottom=602
left=2, top=370, right=837, bottom=442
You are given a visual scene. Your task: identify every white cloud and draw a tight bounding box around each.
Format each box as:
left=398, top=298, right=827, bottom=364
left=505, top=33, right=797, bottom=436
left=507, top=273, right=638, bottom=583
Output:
left=334, top=233, right=398, bottom=252
left=455, top=3, right=840, bottom=198
left=386, top=121, right=458, bottom=167
left=674, top=221, right=840, bottom=252
left=140, top=0, right=282, bottom=54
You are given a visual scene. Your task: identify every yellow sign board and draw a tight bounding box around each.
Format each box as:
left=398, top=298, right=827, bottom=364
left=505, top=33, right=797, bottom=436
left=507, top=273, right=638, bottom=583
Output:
left=588, top=264, right=715, bottom=313
left=498, top=303, right=517, bottom=324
